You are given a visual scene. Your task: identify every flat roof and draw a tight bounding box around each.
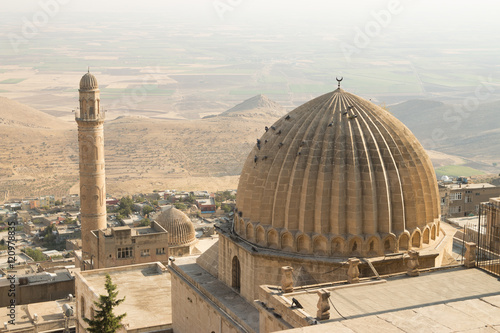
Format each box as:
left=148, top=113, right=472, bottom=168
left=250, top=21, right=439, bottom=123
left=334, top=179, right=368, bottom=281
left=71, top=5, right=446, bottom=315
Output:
left=78, top=262, right=171, bottom=331
left=0, top=298, right=75, bottom=331
left=278, top=267, right=500, bottom=332
left=444, top=183, right=495, bottom=190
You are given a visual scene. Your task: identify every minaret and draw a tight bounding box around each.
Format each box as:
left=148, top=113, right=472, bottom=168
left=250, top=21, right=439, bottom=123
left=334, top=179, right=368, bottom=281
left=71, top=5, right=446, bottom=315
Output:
left=76, top=71, right=106, bottom=256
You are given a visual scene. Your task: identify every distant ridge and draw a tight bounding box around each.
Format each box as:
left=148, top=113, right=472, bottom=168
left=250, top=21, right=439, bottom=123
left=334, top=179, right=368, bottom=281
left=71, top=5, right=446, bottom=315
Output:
left=389, top=98, right=500, bottom=161
left=0, top=96, right=69, bottom=129
left=211, top=95, right=286, bottom=119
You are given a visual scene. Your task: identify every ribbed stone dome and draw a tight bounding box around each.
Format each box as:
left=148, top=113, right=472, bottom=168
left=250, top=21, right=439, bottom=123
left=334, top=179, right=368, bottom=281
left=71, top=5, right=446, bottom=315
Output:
left=157, top=207, right=196, bottom=246
left=235, top=88, right=440, bottom=257
left=80, top=72, right=98, bottom=90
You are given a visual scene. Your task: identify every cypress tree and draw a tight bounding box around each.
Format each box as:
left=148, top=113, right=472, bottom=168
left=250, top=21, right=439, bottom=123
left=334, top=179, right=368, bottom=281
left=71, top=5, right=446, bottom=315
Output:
left=83, top=273, right=126, bottom=333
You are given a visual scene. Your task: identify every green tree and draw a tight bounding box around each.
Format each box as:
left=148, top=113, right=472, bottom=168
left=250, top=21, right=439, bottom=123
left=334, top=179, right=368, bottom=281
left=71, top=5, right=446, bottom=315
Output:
left=174, top=202, right=187, bottom=210
left=117, top=196, right=133, bottom=217
left=221, top=204, right=232, bottom=213
left=142, top=205, right=154, bottom=217
left=139, top=218, right=151, bottom=227
left=83, top=274, right=126, bottom=333
left=22, top=248, right=47, bottom=261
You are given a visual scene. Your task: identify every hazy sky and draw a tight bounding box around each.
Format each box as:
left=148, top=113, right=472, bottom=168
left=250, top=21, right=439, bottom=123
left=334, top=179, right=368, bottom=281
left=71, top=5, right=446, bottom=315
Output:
left=3, top=0, right=500, bottom=29
left=2, top=0, right=499, bottom=103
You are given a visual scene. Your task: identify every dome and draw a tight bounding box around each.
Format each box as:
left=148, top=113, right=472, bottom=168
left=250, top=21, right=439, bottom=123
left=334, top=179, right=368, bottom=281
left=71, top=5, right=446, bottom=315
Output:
left=79, top=71, right=98, bottom=90
left=156, top=207, right=196, bottom=246
left=235, top=88, right=440, bottom=256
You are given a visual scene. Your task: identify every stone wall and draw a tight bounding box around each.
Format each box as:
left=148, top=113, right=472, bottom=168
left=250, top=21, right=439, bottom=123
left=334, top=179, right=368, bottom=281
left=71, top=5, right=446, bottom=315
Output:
left=218, top=232, right=439, bottom=303
left=171, top=270, right=241, bottom=333
left=0, top=279, right=74, bottom=307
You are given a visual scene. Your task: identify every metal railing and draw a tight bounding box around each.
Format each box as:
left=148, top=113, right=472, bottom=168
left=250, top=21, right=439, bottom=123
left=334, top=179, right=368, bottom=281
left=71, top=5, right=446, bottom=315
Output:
left=464, top=201, right=500, bottom=276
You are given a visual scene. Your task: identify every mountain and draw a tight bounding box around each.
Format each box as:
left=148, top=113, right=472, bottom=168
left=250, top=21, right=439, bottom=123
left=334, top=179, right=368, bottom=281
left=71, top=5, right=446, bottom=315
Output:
left=1, top=95, right=498, bottom=202
left=0, top=96, right=69, bottom=129
left=389, top=99, right=500, bottom=165
left=213, top=95, right=287, bottom=119
left=0, top=97, right=76, bottom=201
left=0, top=96, right=283, bottom=200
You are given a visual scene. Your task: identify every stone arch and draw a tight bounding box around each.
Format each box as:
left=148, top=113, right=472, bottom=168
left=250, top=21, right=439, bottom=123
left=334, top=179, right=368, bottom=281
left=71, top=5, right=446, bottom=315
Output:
left=296, top=234, right=310, bottom=254
left=246, top=223, right=254, bottom=242
left=331, top=237, right=345, bottom=256
left=313, top=235, right=327, bottom=256
left=93, top=185, right=103, bottom=207
left=256, top=225, right=266, bottom=246
left=267, top=229, right=279, bottom=249
left=231, top=256, right=241, bottom=292
left=398, top=233, right=410, bottom=251
left=348, top=237, right=362, bottom=256
left=431, top=224, right=436, bottom=240
left=411, top=229, right=421, bottom=248
left=364, top=236, right=381, bottom=256
left=382, top=235, right=397, bottom=254
left=239, top=218, right=245, bottom=236
left=281, top=232, right=293, bottom=252
left=422, top=227, right=430, bottom=244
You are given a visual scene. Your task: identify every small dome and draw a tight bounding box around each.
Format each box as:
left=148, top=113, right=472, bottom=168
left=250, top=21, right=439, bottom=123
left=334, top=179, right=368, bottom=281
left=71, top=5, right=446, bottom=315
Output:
left=156, top=207, right=196, bottom=246
left=235, top=88, right=440, bottom=256
left=80, top=72, right=98, bottom=90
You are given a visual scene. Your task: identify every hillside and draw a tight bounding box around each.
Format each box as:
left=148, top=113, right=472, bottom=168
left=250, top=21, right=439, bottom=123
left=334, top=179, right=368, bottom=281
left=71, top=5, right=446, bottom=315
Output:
left=1, top=95, right=499, bottom=202
left=0, top=97, right=76, bottom=201
left=0, top=96, right=70, bottom=129
left=0, top=96, right=282, bottom=200
left=211, top=95, right=287, bottom=119
left=390, top=99, right=500, bottom=167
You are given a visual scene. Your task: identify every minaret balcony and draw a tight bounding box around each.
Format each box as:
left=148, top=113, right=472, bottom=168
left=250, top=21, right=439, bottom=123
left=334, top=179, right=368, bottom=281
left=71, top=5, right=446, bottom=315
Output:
left=75, top=110, right=105, bottom=122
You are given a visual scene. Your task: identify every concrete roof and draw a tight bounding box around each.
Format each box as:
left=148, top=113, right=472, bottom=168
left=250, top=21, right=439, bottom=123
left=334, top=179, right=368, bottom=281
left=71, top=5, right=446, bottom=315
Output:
left=77, top=262, right=171, bottom=331
left=444, top=183, right=495, bottom=190
left=0, top=298, right=75, bottom=332
left=280, top=267, right=500, bottom=332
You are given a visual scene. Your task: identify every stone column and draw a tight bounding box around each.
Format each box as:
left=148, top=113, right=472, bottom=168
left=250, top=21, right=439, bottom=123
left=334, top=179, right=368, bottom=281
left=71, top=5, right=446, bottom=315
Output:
left=464, top=242, right=476, bottom=268
left=316, top=289, right=331, bottom=320
left=281, top=266, right=294, bottom=293
left=406, top=250, right=420, bottom=277
left=347, top=258, right=360, bottom=283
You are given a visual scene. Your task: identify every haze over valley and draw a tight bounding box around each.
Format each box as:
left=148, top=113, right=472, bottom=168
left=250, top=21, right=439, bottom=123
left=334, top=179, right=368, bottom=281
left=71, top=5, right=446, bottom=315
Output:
left=1, top=0, right=499, bottom=200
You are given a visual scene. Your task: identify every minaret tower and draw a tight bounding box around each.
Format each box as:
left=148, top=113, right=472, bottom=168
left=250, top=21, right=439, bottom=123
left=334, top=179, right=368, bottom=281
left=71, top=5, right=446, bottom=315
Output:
left=76, top=71, right=106, bottom=256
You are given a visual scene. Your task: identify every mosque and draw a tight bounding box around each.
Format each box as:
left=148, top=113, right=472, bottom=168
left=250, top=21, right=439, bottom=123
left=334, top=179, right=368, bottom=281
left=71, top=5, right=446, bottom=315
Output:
left=73, top=72, right=500, bottom=333
left=74, top=72, right=197, bottom=271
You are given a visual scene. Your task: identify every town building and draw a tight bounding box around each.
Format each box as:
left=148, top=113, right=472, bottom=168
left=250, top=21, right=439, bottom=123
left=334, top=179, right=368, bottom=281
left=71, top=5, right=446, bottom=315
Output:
left=196, top=196, right=216, bottom=214
left=0, top=297, right=76, bottom=333
left=0, top=269, right=74, bottom=307
left=75, top=262, right=172, bottom=332
left=439, top=182, right=500, bottom=217
left=87, top=221, right=170, bottom=270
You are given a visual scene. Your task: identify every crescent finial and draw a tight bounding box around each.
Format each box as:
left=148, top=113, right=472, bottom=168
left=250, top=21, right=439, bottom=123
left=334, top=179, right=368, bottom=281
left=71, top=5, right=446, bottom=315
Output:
left=336, top=76, right=343, bottom=88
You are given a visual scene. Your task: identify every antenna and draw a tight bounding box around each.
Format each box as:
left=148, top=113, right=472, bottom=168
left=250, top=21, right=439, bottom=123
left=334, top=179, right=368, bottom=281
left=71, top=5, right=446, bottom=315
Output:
left=336, top=77, right=343, bottom=88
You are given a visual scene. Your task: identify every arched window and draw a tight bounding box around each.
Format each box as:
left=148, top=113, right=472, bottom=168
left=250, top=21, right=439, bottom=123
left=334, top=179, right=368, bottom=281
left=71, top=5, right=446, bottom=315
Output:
left=232, top=256, right=241, bottom=292
left=81, top=296, right=85, bottom=318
